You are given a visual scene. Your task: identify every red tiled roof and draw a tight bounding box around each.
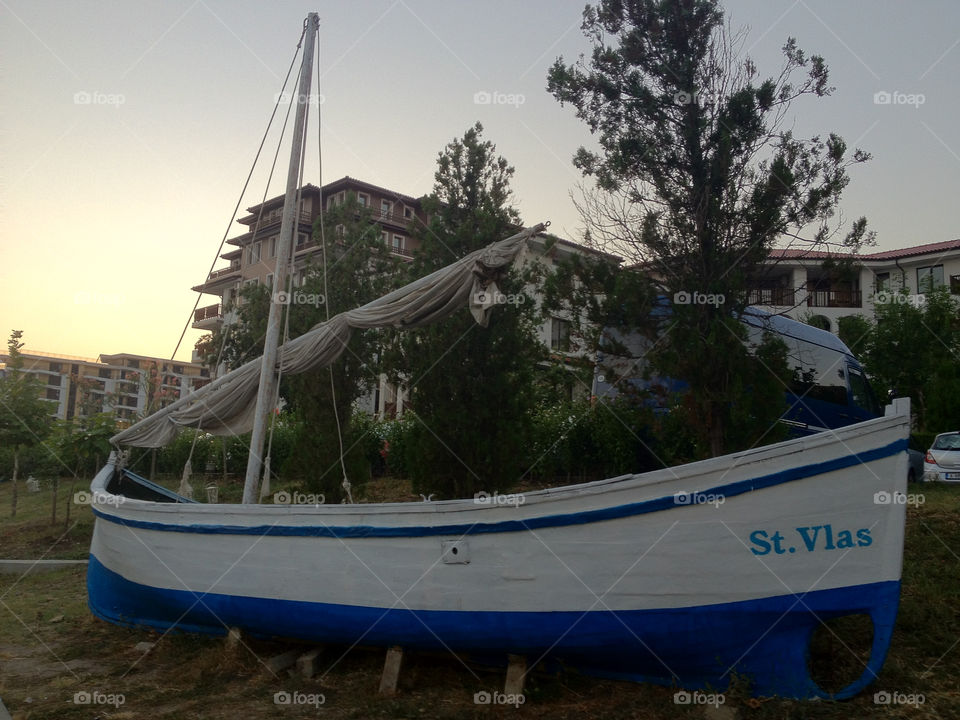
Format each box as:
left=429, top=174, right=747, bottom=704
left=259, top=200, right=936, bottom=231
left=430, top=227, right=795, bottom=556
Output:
left=862, top=238, right=960, bottom=260
left=769, top=238, right=960, bottom=262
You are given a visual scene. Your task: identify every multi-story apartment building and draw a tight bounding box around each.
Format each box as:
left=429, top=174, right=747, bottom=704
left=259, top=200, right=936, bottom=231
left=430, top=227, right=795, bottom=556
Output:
left=750, top=239, right=960, bottom=333
left=191, top=177, right=427, bottom=333
left=0, top=350, right=209, bottom=422
left=190, top=176, right=618, bottom=415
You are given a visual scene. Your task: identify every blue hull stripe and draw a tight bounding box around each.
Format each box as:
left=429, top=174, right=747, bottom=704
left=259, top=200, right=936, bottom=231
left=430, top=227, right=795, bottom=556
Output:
left=87, top=554, right=900, bottom=700
left=92, top=438, right=906, bottom=538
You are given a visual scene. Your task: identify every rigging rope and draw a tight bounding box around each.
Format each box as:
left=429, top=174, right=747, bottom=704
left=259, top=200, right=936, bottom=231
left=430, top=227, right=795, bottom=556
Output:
left=314, top=28, right=354, bottom=503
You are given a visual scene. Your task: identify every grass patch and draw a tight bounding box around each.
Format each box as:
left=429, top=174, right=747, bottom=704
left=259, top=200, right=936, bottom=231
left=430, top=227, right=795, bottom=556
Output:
left=0, top=478, right=958, bottom=717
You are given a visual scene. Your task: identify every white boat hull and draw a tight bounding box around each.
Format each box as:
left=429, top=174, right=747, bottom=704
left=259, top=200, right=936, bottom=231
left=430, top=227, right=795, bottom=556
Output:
left=88, top=408, right=909, bottom=698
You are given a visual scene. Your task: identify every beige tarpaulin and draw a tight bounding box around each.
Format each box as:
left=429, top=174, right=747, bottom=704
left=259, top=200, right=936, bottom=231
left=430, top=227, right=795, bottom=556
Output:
left=111, top=224, right=546, bottom=447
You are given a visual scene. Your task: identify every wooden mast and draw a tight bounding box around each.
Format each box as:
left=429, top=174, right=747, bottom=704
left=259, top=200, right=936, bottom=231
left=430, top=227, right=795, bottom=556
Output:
left=242, top=12, right=319, bottom=504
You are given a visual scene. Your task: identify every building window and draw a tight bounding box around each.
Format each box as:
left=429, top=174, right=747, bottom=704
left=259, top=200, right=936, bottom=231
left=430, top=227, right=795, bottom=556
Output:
left=173, top=365, right=183, bottom=374
left=917, top=265, right=944, bottom=293
left=874, top=272, right=890, bottom=292
left=297, top=232, right=308, bottom=247
left=403, top=206, right=414, bottom=220
left=48, top=362, right=61, bottom=373
left=47, top=374, right=60, bottom=386
left=550, top=318, right=571, bottom=352
left=380, top=199, right=392, bottom=218
left=99, top=368, right=111, bottom=379
left=392, top=234, right=404, bottom=252
left=266, top=273, right=274, bottom=289
left=269, top=237, right=277, bottom=258
left=357, top=192, right=369, bottom=207
left=250, top=241, right=262, bottom=264
left=951, top=274, right=960, bottom=295
left=46, top=387, right=59, bottom=400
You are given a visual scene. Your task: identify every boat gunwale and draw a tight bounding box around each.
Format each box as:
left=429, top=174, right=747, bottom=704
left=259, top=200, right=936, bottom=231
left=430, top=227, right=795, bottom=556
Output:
left=89, top=412, right=910, bottom=536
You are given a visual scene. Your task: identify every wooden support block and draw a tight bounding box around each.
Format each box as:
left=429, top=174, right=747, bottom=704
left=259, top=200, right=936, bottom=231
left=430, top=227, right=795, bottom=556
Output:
left=504, top=654, right=527, bottom=697
left=296, top=647, right=324, bottom=678
left=378, top=645, right=404, bottom=696
left=266, top=649, right=301, bottom=675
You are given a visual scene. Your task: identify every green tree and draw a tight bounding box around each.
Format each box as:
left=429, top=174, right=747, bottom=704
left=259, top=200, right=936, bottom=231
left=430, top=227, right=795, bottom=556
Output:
left=863, top=288, right=960, bottom=431
left=47, top=412, right=116, bottom=525
left=394, top=123, right=545, bottom=498
left=207, top=198, right=404, bottom=499
left=0, top=330, right=53, bottom=516
left=547, top=0, right=872, bottom=456
left=837, top=314, right=872, bottom=357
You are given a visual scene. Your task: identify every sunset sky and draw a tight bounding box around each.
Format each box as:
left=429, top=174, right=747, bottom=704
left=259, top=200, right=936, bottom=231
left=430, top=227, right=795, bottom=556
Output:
left=2, top=0, right=958, bottom=362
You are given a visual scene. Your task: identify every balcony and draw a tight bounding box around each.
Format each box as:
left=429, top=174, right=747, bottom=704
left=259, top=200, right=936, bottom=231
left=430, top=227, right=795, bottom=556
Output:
left=207, top=265, right=240, bottom=280
left=194, top=264, right=241, bottom=293
left=747, top=287, right=862, bottom=308
left=241, top=211, right=313, bottom=228
left=376, top=208, right=417, bottom=227
left=192, top=303, right=223, bottom=330
left=389, top=246, right=413, bottom=259
left=806, top=289, right=862, bottom=308
left=747, top=288, right=796, bottom=307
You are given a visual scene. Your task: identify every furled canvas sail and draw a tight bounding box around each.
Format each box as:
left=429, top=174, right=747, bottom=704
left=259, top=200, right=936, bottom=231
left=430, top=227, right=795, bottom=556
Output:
left=111, top=224, right=546, bottom=448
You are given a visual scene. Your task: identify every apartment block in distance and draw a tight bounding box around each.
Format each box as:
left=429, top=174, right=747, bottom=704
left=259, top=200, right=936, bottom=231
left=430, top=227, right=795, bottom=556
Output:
left=0, top=350, right=209, bottom=422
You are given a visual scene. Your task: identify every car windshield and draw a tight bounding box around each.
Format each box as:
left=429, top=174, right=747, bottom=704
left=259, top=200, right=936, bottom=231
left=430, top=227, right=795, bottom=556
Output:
left=932, top=434, right=960, bottom=451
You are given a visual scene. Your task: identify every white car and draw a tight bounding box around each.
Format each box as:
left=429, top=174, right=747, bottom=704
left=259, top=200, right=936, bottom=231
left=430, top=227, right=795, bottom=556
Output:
left=923, top=431, right=960, bottom=482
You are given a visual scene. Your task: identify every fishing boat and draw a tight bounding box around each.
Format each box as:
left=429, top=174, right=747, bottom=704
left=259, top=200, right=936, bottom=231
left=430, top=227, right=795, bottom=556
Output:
left=86, top=12, right=911, bottom=700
